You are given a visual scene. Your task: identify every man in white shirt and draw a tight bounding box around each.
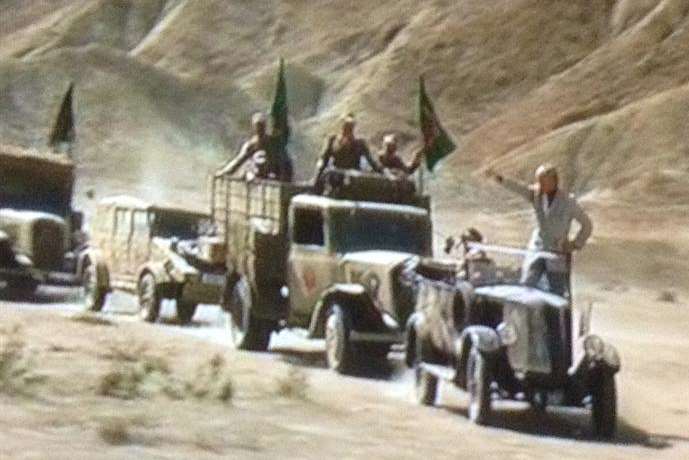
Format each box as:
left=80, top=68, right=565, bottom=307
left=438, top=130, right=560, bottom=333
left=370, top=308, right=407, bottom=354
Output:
left=487, top=164, right=593, bottom=295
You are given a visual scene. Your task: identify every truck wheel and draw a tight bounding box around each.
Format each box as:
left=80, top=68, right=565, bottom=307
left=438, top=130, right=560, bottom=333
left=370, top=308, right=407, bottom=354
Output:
left=414, top=337, right=438, bottom=406
left=591, top=373, right=617, bottom=438
left=227, top=278, right=272, bottom=351
left=176, top=300, right=197, bottom=325
left=324, top=305, right=356, bottom=374
left=466, top=346, right=491, bottom=425
left=138, top=272, right=161, bottom=323
left=83, top=263, right=107, bottom=312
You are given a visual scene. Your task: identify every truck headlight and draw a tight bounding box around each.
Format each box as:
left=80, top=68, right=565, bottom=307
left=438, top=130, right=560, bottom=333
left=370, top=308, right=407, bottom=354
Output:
left=497, top=321, right=518, bottom=346
left=584, top=335, right=605, bottom=360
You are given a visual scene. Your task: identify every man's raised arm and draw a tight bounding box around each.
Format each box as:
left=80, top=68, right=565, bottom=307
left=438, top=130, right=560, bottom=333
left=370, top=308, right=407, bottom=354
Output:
left=486, top=169, right=534, bottom=201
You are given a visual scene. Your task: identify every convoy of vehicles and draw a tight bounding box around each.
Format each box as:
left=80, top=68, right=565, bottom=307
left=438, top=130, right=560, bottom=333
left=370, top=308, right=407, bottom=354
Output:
left=81, top=196, right=226, bottom=323
left=0, top=144, right=85, bottom=296
left=405, top=239, right=620, bottom=437
left=2, top=129, right=619, bottom=438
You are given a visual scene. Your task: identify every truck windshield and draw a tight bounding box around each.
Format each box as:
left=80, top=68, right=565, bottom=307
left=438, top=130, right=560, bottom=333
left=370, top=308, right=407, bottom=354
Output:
left=152, top=212, right=203, bottom=239
left=330, top=210, right=430, bottom=255
left=0, top=173, right=71, bottom=217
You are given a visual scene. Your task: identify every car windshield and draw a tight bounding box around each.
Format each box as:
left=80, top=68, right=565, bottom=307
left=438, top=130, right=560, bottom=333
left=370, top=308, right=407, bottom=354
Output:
left=330, top=210, right=430, bottom=255
left=460, top=243, right=571, bottom=298
left=152, top=212, right=204, bottom=239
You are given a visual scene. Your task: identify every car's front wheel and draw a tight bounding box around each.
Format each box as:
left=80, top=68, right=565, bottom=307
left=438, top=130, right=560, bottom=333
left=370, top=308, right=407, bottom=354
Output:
left=324, top=305, right=356, bottom=374
left=176, top=299, right=197, bottom=325
left=138, top=272, right=161, bottom=323
left=466, top=346, right=492, bottom=425
left=83, top=262, right=107, bottom=312
left=413, top=333, right=438, bottom=406
left=591, top=372, right=617, bottom=438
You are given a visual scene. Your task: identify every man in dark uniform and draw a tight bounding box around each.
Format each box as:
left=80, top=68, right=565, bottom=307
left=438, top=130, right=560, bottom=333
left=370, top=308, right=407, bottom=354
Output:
left=377, top=133, right=428, bottom=177
left=216, top=112, right=293, bottom=181
left=314, top=114, right=382, bottom=182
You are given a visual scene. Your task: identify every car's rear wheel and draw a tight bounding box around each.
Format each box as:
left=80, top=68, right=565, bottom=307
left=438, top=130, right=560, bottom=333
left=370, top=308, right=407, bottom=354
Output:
left=414, top=336, right=438, bottom=406
left=324, top=304, right=356, bottom=374
left=226, top=277, right=272, bottom=351
left=83, top=263, right=107, bottom=312
left=467, top=346, right=491, bottom=425
left=138, top=272, right=161, bottom=323
left=591, top=372, right=617, bottom=438
left=176, top=300, right=197, bottom=325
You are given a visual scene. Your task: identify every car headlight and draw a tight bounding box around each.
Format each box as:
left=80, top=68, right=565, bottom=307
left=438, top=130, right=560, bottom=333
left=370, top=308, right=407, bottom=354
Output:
left=497, top=321, right=518, bottom=346
left=584, top=335, right=605, bottom=360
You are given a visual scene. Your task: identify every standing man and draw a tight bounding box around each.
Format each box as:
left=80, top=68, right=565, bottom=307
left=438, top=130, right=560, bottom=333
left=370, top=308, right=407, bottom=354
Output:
left=377, top=133, right=434, bottom=177
left=216, top=112, right=293, bottom=181
left=487, top=164, right=592, bottom=295
left=314, top=113, right=383, bottom=182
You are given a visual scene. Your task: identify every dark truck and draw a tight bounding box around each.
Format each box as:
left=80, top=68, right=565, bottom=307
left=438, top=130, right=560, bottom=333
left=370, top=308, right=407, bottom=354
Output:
left=0, top=144, right=85, bottom=296
left=212, top=170, right=432, bottom=373
left=405, top=239, right=620, bottom=437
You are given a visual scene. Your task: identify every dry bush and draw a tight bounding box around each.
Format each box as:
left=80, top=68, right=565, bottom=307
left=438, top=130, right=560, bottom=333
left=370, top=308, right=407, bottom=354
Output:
left=98, top=417, right=131, bottom=446
left=97, top=342, right=176, bottom=400
left=70, top=312, right=115, bottom=327
left=186, top=353, right=234, bottom=403
left=0, top=324, right=41, bottom=395
left=658, top=290, right=678, bottom=303
left=275, top=366, right=309, bottom=400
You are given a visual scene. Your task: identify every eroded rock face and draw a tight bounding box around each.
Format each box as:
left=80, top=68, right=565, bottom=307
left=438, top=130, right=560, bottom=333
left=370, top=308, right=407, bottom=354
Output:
left=2, top=0, right=689, bottom=205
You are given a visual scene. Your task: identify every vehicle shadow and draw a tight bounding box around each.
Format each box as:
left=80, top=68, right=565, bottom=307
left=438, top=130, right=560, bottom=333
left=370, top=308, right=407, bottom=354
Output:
left=272, top=346, right=405, bottom=381
left=440, top=402, right=678, bottom=449
left=0, top=286, right=81, bottom=304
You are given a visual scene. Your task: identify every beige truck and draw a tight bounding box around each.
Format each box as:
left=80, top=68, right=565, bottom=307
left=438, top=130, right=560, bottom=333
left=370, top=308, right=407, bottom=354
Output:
left=212, top=170, right=433, bottom=373
left=81, top=196, right=226, bottom=323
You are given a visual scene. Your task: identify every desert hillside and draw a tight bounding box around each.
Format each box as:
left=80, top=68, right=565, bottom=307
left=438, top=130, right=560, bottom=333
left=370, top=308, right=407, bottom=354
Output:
left=2, top=0, right=689, bottom=208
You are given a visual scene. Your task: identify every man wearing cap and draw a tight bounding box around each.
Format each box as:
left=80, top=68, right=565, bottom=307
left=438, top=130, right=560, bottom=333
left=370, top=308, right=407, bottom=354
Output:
left=216, top=112, right=293, bottom=181
left=486, top=164, right=592, bottom=295
left=314, top=113, right=383, bottom=181
left=377, top=133, right=429, bottom=177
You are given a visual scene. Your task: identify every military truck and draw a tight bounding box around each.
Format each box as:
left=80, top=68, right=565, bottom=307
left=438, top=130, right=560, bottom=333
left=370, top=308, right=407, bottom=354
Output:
left=0, top=144, right=85, bottom=296
left=211, top=169, right=432, bottom=373
left=81, top=196, right=226, bottom=323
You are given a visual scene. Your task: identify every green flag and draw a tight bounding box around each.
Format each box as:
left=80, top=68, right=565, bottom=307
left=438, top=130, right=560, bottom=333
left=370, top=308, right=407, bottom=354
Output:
left=271, top=58, right=289, bottom=152
left=418, top=76, right=456, bottom=171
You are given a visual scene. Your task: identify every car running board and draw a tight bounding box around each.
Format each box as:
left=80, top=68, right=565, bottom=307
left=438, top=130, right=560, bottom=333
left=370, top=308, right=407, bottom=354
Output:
left=420, top=362, right=457, bottom=382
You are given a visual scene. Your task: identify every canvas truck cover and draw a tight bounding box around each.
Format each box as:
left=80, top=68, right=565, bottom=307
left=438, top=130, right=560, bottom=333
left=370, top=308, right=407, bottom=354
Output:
left=0, top=144, right=75, bottom=217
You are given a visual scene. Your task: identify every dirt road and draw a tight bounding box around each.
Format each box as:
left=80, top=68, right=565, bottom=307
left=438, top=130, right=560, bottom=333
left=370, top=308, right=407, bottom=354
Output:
left=0, top=277, right=686, bottom=460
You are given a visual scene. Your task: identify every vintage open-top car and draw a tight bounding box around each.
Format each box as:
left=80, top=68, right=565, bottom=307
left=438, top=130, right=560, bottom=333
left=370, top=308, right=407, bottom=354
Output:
left=81, top=196, right=226, bottom=323
left=405, top=237, right=620, bottom=438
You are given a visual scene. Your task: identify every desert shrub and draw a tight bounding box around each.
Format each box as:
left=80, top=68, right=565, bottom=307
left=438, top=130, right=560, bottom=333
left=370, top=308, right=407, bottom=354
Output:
left=98, top=417, right=131, bottom=445
left=0, top=325, right=40, bottom=395
left=275, top=366, right=309, bottom=400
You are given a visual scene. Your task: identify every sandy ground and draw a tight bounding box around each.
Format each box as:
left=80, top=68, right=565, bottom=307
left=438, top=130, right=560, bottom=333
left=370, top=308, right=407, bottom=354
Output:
left=0, top=203, right=688, bottom=459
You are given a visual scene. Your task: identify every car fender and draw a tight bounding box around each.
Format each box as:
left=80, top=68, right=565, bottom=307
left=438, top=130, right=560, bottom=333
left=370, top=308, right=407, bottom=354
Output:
left=78, top=248, right=110, bottom=290
left=137, top=262, right=173, bottom=287
left=307, top=283, right=371, bottom=338
left=454, top=326, right=500, bottom=387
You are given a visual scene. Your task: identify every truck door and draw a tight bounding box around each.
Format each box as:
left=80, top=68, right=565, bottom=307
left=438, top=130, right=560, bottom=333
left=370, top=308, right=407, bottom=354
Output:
left=287, top=207, right=336, bottom=327
left=129, top=209, right=152, bottom=275
left=112, top=208, right=133, bottom=285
